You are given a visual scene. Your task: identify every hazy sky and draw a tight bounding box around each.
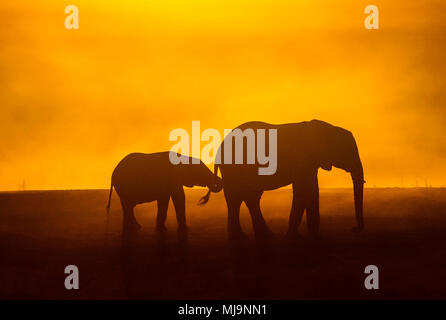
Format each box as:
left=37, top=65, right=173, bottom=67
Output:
left=1, top=1, right=445, bottom=190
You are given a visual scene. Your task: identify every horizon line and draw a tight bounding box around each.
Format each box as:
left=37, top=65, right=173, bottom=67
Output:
left=1, top=186, right=444, bottom=193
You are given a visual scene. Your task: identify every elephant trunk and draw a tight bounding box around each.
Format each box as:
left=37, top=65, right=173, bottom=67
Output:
left=198, top=167, right=222, bottom=205
left=351, top=164, right=364, bottom=233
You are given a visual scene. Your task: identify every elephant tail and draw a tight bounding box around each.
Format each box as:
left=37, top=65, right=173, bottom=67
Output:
left=106, top=180, right=113, bottom=214
left=198, top=164, right=220, bottom=205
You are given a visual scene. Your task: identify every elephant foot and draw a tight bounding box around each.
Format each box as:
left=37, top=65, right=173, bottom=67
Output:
left=123, top=221, right=141, bottom=234
left=254, top=227, right=275, bottom=241
left=177, top=224, right=188, bottom=234
left=133, top=221, right=142, bottom=230
left=156, top=225, right=167, bottom=233
left=308, top=235, right=326, bottom=253
left=310, top=235, right=322, bottom=247
left=285, top=230, right=301, bottom=241
left=228, top=229, right=249, bottom=242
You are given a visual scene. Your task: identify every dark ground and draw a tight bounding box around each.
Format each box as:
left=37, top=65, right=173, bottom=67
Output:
left=0, top=188, right=445, bottom=299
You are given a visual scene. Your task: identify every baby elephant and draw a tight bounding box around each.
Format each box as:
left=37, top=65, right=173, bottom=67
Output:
left=106, top=152, right=222, bottom=232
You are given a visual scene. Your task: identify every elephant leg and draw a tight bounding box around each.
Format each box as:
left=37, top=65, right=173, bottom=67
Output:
left=171, top=186, right=187, bottom=232
left=224, top=190, right=245, bottom=240
left=156, top=195, right=170, bottom=232
left=121, top=200, right=141, bottom=232
left=245, top=192, right=273, bottom=239
left=286, top=183, right=305, bottom=238
left=304, top=172, right=320, bottom=237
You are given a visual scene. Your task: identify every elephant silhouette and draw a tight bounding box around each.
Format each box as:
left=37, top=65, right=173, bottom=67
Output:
left=106, top=152, right=222, bottom=233
left=201, top=120, right=364, bottom=240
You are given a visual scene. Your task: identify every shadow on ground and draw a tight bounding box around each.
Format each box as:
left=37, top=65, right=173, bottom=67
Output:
left=0, top=188, right=445, bottom=299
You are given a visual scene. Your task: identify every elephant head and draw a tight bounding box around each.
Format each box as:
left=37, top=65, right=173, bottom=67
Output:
left=308, top=120, right=364, bottom=232
left=174, top=156, right=223, bottom=204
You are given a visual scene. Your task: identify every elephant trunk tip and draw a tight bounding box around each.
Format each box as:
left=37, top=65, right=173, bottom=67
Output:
left=198, top=189, right=212, bottom=205
left=352, top=175, right=364, bottom=233
left=198, top=179, right=222, bottom=205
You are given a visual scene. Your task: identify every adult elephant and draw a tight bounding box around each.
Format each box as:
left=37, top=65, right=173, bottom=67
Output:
left=107, top=152, right=222, bottom=233
left=202, top=120, right=364, bottom=240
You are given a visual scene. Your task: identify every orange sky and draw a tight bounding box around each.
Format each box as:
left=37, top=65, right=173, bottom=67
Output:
left=1, top=0, right=445, bottom=190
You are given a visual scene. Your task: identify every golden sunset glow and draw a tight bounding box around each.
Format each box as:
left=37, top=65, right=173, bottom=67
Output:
left=1, top=1, right=445, bottom=190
